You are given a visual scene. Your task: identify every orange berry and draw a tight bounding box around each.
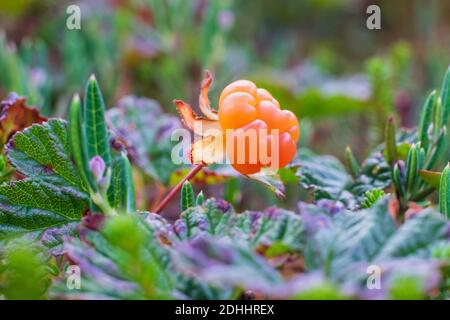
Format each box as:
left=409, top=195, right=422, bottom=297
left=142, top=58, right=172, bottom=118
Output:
left=218, top=80, right=300, bottom=174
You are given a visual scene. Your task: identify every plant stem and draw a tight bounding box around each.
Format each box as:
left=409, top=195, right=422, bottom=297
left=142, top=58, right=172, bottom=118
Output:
left=154, top=164, right=204, bottom=214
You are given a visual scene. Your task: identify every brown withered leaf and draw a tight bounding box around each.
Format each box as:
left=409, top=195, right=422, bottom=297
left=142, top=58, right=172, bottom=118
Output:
left=174, top=99, right=222, bottom=136
left=0, top=93, right=47, bottom=148
left=199, top=70, right=219, bottom=121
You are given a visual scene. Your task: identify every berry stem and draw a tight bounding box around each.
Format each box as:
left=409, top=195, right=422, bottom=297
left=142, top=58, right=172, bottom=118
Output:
left=154, top=163, right=204, bottom=214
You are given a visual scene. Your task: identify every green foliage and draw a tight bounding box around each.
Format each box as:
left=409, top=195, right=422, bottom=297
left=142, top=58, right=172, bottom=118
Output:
left=7, top=119, right=82, bottom=188
left=361, top=189, right=385, bottom=208
left=180, top=181, right=195, bottom=212
left=2, top=0, right=450, bottom=302
left=254, top=80, right=367, bottom=120
left=107, top=154, right=136, bottom=214
left=173, top=199, right=305, bottom=256
left=84, top=75, right=112, bottom=167
left=0, top=119, right=88, bottom=235
left=296, top=148, right=391, bottom=209
left=195, top=191, right=204, bottom=206
left=1, top=239, right=50, bottom=299
left=0, top=35, right=51, bottom=112
left=52, top=214, right=174, bottom=299
left=0, top=154, right=13, bottom=183
left=69, top=78, right=136, bottom=215
left=344, top=146, right=360, bottom=178
left=389, top=276, right=425, bottom=300
left=439, top=164, right=450, bottom=218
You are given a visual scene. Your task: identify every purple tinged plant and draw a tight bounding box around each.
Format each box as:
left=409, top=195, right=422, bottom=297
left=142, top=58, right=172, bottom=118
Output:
left=89, top=155, right=106, bottom=183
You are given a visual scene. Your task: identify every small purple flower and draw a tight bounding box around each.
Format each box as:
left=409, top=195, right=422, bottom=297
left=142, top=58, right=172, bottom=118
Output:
left=89, top=156, right=106, bottom=182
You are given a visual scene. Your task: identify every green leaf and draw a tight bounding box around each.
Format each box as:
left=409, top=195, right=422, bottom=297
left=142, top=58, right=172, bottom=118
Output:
left=425, top=127, right=446, bottom=170
left=392, top=162, right=405, bottom=199
left=418, top=90, right=436, bottom=152
left=252, top=80, right=367, bottom=119
left=84, top=75, right=111, bottom=167
left=303, top=196, right=449, bottom=283
left=172, top=236, right=284, bottom=293
left=0, top=179, right=87, bottom=234
left=173, top=199, right=305, bottom=256
left=107, top=153, right=136, bottom=213
left=302, top=198, right=395, bottom=274
left=439, top=164, right=450, bottom=218
left=361, top=189, right=385, bottom=208
left=376, top=210, right=449, bottom=259
left=296, top=148, right=391, bottom=209
left=332, top=198, right=397, bottom=270
left=0, top=119, right=88, bottom=235
left=181, top=181, right=195, bottom=212
left=296, top=148, right=353, bottom=204
left=439, top=65, right=450, bottom=127
left=344, top=146, right=360, bottom=178
left=195, top=191, right=204, bottom=206
left=1, top=239, right=50, bottom=299
left=69, top=94, right=95, bottom=192
left=385, top=117, right=398, bottom=166
left=6, top=119, right=82, bottom=188
left=389, top=275, right=425, bottom=300
left=405, top=143, right=419, bottom=193
left=51, top=214, right=174, bottom=299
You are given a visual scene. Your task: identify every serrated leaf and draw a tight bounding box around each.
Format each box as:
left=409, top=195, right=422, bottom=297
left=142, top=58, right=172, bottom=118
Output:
left=84, top=75, right=111, bottom=167
left=6, top=119, right=83, bottom=188
left=51, top=214, right=174, bottom=299
left=301, top=196, right=449, bottom=286
left=346, top=151, right=392, bottom=202
left=376, top=210, right=449, bottom=259
left=180, top=181, right=195, bottom=212
left=51, top=213, right=235, bottom=300
left=172, top=236, right=283, bottom=293
left=172, top=199, right=305, bottom=256
left=0, top=119, right=88, bottom=236
left=295, top=148, right=391, bottom=209
left=302, top=198, right=396, bottom=275
left=296, top=148, right=353, bottom=203
left=0, top=179, right=87, bottom=234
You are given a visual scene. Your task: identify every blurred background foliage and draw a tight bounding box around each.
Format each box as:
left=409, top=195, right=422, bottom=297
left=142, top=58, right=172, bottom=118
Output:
left=1, top=0, right=450, bottom=214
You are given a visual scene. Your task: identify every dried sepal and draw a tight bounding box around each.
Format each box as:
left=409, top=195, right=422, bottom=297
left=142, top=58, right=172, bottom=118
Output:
left=199, top=70, right=218, bottom=121
left=190, top=134, right=225, bottom=165
left=174, top=99, right=222, bottom=137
